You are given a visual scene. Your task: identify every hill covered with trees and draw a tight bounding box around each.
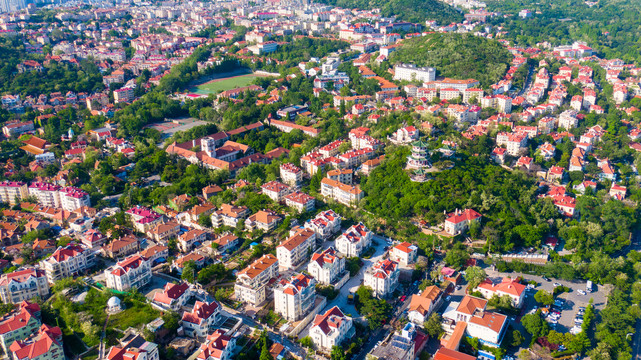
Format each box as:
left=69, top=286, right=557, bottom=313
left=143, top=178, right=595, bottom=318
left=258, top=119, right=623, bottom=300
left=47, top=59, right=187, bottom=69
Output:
left=390, top=33, right=512, bottom=88
left=316, top=0, right=463, bottom=25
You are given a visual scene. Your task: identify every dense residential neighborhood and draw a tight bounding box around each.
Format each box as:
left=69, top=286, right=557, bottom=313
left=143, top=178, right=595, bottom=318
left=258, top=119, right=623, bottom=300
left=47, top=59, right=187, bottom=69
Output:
left=0, top=0, right=640, bottom=359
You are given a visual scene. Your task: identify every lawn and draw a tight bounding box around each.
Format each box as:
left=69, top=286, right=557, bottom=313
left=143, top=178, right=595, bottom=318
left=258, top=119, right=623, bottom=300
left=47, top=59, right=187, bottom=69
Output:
left=193, top=75, right=261, bottom=94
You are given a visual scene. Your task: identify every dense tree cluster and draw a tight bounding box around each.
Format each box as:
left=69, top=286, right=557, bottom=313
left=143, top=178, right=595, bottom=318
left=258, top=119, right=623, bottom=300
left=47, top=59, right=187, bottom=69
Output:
left=316, top=0, right=463, bottom=25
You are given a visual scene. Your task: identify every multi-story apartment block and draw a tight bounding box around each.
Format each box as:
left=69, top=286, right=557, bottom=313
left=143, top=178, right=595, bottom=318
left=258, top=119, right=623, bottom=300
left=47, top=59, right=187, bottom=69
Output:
left=304, top=210, right=342, bottom=241
left=234, top=254, right=278, bottom=306
left=273, top=273, right=317, bottom=322
left=210, top=204, right=250, bottom=228
left=496, top=132, right=527, bottom=156
left=310, top=306, right=354, bottom=350
left=114, top=87, right=134, bottom=104
left=59, top=187, right=91, bottom=211
left=104, top=254, right=151, bottom=292
left=308, top=247, right=346, bottom=286
left=181, top=300, right=221, bottom=339
left=27, top=182, right=61, bottom=208
left=276, top=228, right=316, bottom=270
left=126, top=206, right=164, bottom=233
left=0, top=269, right=49, bottom=304
left=2, top=121, right=34, bottom=138
left=40, top=244, right=95, bottom=283
left=0, top=302, right=42, bottom=354
left=320, top=178, right=364, bottom=206
left=558, top=110, right=579, bottom=129
left=364, top=259, right=399, bottom=298
left=9, top=324, right=64, bottom=360
left=335, top=223, right=372, bottom=257
left=280, top=163, right=303, bottom=187
left=0, top=181, right=28, bottom=205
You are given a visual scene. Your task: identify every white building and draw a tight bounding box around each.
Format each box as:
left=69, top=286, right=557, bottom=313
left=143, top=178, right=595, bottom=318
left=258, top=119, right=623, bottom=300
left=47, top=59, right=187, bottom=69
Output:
left=104, top=254, right=151, bottom=292
left=40, top=244, right=95, bottom=283
left=310, top=306, right=354, bottom=350
left=280, top=163, right=303, bottom=187
left=304, top=210, right=342, bottom=240
left=364, top=259, right=400, bottom=298
left=0, top=269, right=49, bottom=304
left=195, top=329, right=236, bottom=360
left=308, top=247, right=346, bottom=286
left=393, top=64, right=436, bottom=83
left=390, top=242, right=418, bottom=266
left=261, top=180, right=291, bottom=202
left=407, top=286, right=443, bottom=326
left=447, top=295, right=508, bottom=347
left=335, top=223, right=372, bottom=257
left=276, top=228, right=316, bottom=270
left=444, top=209, right=482, bottom=236
left=0, top=181, right=28, bottom=205
left=234, top=254, right=279, bottom=306
left=474, top=277, right=526, bottom=308
left=181, top=300, right=221, bottom=338
left=273, top=273, right=317, bottom=322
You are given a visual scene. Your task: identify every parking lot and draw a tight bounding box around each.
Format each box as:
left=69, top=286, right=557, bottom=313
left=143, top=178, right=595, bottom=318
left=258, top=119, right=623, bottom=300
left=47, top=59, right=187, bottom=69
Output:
left=485, top=268, right=610, bottom=333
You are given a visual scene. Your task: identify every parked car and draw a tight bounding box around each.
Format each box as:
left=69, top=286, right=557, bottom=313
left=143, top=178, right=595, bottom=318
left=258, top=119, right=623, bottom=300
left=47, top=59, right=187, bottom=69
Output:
left=542, top=276, right=550, bottom=281
left=577, top=289, right=586, bottom=295
left=553, top=282, right=562, bottom=288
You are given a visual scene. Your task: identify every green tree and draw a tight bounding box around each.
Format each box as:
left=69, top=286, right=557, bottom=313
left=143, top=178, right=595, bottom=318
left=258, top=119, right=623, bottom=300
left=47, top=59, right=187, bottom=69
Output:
left=423, top=312, right=444, bottom=338
left=464, top=266, right=487, bottom=290
left=331, top=346, right=347, bottom=360
left=299, top=336, right=314, bottom=348
left=534, top=290, right=554, bottom=306
left=181, top=260, right=196, bottom=283
left=512, top=330, right=524, bottom=347
left=521, top=313, right=550, bottom=339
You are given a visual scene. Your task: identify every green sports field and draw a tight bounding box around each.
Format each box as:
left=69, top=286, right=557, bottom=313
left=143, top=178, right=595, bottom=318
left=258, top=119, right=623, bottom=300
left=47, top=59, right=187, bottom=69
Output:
left=192, top=74, right=262, bottom=94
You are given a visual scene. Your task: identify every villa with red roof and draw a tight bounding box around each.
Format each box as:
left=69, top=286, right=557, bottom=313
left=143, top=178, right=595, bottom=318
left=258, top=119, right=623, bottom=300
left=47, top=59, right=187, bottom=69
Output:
left=408, top=285, right=443, bottom=325
left=9, top=324, right=63, bottom=360
left=276, top=228, right=316, bottom=270
left=444, top=209, right=482, bottom=236
left=0, top=302, right=42, bottom=353
left=304, top=210, right=341, bottom=240
left=310, top=306, right=354, bottom=350
left=390, top=242, right=418, bottom=266
left=152, top=282, right=192, bottom=311
left=181, top=300, right=221, bottom=339
left=444, top=295, right=508, bottom=347
left=475, top=277, right=526, bottom=308
left=364, top=259, right=400, bottom=298
left=274, top=273, right=317, bottom=322
left=104, top=254, right=151, bottom=292
left=335, top=223, right=372, bottom=257
left=195, top=329, right=236, bottom=360
left=234, top=254, right=279, bottom=306
left=40, top=244, right=95, bottom=283
left=308, top=247, right=346, bottom=286
left=0, top=269, right=49, bottom=304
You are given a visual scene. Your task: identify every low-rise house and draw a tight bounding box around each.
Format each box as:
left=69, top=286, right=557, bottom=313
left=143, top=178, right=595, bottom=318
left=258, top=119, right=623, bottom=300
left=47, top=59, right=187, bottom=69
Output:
left=364, top=259, right=400, bottom=298
left=195, top=329, right=236, bottom=360
left=475, top=277, right=526, bottom=308
left=280, top=163, right=303, bottom=187
left=104, top=254, right=151, bottom=292
left=443, top=209, right=482, bottom=236
left=211, top=204, right=250, bottom=228
left=178, top=229, right=208, bottom=253
left=390, top=242, right=418, bottom=266
left=320, top=178, right=364, bottom=206
left=277, top=228, right=316, bottom=270
left=102, top=236, right=139, bottom=259
left=245, top=210, right=281, bottom=232
left=181, top=301, right=221, bottom=339
left=447, top=296, right=508, bottom=347
left=152, top=282, right=192, bottom=311
left=212, top=234, right=239, bottom=253
left=273, top=273, right=317, bottom=322
left=139, top=245, right=168, bottom=265
left=308, top=247, right=346, bottom=286
left=147, top=221, right=180, bottom=244
left=310, top=306, right=354, bottom=350
left=326, top=169, right=353, bottom=185
left=202, top=185, right=223, bottom=200
left=40, top=244, right=94, bottom=283
left=284, top=191, right=316, bottom=212
left=335, top=223, right=372, bottom=257
left=105, top=334, right=159, bottom=360
left=173, top=253, right=206, bottom=275
left=0, top=269, right=49, bottom=304
left=408, top=286, right=443, bottom=325
left=234, top=254, right=279, bottom=306
left=261, top=181, right=291, bottom=202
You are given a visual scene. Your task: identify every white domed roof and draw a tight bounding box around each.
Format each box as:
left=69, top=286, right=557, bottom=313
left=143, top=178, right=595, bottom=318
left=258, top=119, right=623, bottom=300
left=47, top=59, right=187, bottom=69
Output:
left=107, top=296, right=121, bottom=307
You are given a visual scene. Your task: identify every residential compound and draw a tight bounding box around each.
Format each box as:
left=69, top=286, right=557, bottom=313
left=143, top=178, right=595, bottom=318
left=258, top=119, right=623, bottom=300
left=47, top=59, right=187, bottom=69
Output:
left=310, top=306, right=354, bottom=350
left=276, top=228, right=316, bottom=270
left=308, top=247, right=347, bottom=286
left=364, top=259, right=400, bottom=298
left=234, top=254, right=278, bottom=306
left=0, top=181, right=91, bottom=210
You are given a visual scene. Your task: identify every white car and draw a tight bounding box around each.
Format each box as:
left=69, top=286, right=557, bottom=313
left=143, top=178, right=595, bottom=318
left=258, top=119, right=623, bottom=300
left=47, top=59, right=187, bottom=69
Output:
left=553, top=282, right=562, bottom=287
left=577, top=289, right=586, bottom=295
